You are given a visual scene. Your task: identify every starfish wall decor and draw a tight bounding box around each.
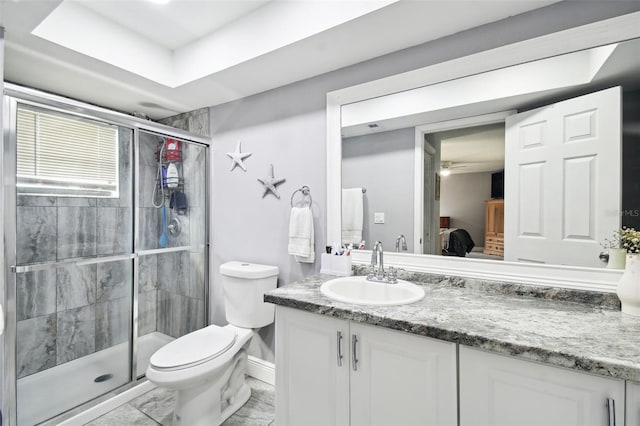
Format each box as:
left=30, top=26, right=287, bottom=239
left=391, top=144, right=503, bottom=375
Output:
left=258, top=164, right=286, bottom=198
left=226, top=141, right=252, bottom=171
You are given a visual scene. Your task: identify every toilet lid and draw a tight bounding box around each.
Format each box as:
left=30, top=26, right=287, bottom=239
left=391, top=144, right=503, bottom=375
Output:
left=150, top=326, right=237, bottom=370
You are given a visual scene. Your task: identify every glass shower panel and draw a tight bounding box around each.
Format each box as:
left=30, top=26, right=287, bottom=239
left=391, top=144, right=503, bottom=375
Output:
left=13, top=108, right=134, bottom=425
left=136, top=131, right=207, bottom=377
left=15, top=107, right=133, bottom=264
left=16, top=259, right=133, bottom=425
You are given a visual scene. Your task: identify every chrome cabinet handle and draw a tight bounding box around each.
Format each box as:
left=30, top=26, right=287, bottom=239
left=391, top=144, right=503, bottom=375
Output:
left=352, top=334, right=359, bottom=371
left=607, top=398, right=615, bottom=426
left=336, top=331, right=343, bottom=367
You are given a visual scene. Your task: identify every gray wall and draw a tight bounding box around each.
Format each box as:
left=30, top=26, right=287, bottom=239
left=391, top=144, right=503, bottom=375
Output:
left=343, top=128, right=415, bottom=252
left=200, top=2, right=640, bottom=362
left=440, top=172, right=493, bottom=248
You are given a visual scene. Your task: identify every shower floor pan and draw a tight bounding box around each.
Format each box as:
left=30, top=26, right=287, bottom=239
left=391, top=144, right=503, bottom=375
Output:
left=17, top=332, right=173, bottom=426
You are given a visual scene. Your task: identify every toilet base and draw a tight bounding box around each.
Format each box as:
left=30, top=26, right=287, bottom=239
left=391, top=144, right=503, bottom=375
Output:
left=172, top=381, right=251, bottom=426
left=171, top=350, right=251, bottom=426
left=220, top=383, right=251, bottom=423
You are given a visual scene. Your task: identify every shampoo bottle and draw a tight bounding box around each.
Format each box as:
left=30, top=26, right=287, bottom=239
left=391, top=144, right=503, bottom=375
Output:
left=166, top=163, right=179, bottom=188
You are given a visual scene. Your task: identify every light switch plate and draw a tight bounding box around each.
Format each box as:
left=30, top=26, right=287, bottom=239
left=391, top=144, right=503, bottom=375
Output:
left=374, top=212, right=385, bottom=224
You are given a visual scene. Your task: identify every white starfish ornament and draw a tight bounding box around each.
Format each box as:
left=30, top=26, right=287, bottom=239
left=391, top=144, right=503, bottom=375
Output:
left=258, top=164, right=286, bottom=198
left=226, top=141, right=252, bottom=171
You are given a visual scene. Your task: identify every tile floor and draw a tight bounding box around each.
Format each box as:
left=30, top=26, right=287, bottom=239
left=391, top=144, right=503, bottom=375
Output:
left=84, top=377, right=275, bottom=426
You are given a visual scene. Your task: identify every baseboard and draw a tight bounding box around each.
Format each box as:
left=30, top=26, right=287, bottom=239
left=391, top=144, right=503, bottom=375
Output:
left=247, top=355, right=275, bottom=386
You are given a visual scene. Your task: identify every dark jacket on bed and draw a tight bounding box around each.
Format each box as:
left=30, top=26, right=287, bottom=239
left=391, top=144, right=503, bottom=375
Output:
left=444, top=229, right=475, bottom=257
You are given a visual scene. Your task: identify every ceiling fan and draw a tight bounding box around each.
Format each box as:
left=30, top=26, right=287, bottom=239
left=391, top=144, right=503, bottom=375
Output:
left=440, top=161, right=467, bottom=176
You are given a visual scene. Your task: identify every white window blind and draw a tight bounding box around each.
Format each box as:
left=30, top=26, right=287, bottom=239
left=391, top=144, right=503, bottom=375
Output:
left=16, top=106, right=119, bottom=197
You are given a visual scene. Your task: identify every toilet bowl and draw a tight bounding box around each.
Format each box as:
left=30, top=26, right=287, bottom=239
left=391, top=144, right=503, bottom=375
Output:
left=145, top=261, right=278, bottom=426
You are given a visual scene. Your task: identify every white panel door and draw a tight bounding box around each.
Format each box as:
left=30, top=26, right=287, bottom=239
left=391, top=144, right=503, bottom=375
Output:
left=459, top=346, right=624, bottom=426
left=628, top=381, right=640, bottom=425
left=275, top=307, right=350, bottom=426
left=350, top=322, right=457, bottom=426
left=504, top=86, right=621, bottom=266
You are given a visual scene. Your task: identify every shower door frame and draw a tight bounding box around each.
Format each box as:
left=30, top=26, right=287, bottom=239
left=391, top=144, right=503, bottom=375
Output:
left=1, top=83, right=212, bottom=426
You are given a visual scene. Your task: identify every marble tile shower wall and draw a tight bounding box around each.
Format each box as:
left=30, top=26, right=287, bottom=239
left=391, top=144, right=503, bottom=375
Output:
left=155, top=111, right=208, bottom=338
left=157, top=108, right=210, bottom=138
left=16, top=128, right=135, bottom=378
left=138, top=135, right=206, bottom=339
left=15, top=131, right=207, bottom=378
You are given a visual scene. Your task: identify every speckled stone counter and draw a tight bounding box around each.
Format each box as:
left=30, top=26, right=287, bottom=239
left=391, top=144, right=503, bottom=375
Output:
left=265, top=272, right=640, bottom=382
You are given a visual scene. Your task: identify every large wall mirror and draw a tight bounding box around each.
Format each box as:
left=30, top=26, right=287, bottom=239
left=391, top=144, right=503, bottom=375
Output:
left=328, top=13, right=640, bottom=289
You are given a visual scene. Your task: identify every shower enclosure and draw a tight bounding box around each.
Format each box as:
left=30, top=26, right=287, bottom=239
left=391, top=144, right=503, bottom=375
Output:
left=1, top=84, right=210, bottom=425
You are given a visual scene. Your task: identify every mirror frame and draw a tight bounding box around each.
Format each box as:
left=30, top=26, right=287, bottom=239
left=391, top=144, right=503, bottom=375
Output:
left=326, top=12, right=640, bottom=292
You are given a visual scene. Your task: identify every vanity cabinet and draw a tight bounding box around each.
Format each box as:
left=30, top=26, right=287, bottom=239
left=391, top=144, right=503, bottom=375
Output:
left=627, top=382, right=640, bottom=425
left=459, top=346, right=625, bottom=426
left=275, top=306, right=350, bottom=426
left=275, top=306, right=457, bottom=426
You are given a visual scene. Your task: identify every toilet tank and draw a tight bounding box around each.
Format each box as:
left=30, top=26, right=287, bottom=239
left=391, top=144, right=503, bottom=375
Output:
left=220, top=261, right=279, bottom=328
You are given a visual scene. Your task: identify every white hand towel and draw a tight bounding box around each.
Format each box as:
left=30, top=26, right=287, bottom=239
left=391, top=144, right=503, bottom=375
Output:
left=341, top=188, right=363, bottom=244
left=288, top=207, right=315, bottom=263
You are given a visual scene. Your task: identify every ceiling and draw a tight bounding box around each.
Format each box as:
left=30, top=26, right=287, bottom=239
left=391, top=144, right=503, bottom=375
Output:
left=341, top=38, right=640, bottom=138
left=436, top=123, right=505, bottom=175
left=1, top=0, right=557, bottom=120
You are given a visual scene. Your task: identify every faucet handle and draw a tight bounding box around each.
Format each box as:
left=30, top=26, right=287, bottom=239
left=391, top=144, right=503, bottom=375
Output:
left=387, top=266, right=404, bottom=283
left=387, top=267, right=397, bottom=283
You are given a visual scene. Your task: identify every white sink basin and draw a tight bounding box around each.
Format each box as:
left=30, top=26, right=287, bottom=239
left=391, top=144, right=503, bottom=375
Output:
left=320, top=276, right=425, bottom=306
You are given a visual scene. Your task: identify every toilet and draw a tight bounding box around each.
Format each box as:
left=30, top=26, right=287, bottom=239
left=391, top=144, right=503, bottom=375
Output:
left=145, top=261, right=278, bottom=426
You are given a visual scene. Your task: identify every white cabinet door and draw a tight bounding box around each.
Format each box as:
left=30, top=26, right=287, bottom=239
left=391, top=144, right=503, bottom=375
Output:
left=627, top=381, right=640, bottom=425
left=275, top=306, right=350, bottom=426
left=459, top=346, right=624, bottom=426
left=504, top=86, right=621, bottom=267
left=350, top=322, right=457, bottom=426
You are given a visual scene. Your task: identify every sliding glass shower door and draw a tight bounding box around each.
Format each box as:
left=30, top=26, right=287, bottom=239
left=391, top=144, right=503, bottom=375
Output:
left=135, top=131, right=208, bottom=377
left=2, top=91, right=210, bottom=426
left=11, top=104, right=134, bottom=425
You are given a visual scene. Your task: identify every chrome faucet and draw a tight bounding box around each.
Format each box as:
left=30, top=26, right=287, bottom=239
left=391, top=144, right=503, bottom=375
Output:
left=395, top=234, right=408, bottom=252
left=367, top=241, right=398, bottom=283
left=369, top=241, right=384, bottom=279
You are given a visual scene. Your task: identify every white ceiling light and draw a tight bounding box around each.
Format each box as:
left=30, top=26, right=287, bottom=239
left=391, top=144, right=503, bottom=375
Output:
left=440, top=168, right=451, bottom=177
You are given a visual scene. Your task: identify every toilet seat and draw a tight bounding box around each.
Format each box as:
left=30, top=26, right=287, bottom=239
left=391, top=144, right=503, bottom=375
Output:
left=150, top=326, right=237, bottom=371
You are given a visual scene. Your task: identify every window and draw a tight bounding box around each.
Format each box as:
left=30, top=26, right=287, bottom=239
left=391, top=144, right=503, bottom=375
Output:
left=16, top=105, right=119, bottom=198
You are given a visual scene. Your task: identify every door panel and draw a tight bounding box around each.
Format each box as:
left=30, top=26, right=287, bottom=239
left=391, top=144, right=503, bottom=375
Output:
left=12, top=110, right=135, bottom=425
left=350, top=322, right=457, bottom=426
left=459, top=346, right=624, bottom=426
left=275, top=307, right=350, bottom=426
left=505, top=86, right=621, bottom=266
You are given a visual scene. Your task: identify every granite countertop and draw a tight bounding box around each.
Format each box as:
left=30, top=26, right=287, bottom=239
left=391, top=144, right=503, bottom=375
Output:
left=265, top=272, right=640, bottom=382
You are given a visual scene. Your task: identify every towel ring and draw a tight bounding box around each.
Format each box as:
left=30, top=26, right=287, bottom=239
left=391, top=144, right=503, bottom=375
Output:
left=291, top=185, right=312, bottom=208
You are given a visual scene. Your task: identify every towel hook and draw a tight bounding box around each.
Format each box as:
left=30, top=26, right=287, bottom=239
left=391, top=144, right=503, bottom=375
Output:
left=291, top=185, right=312, bottom=208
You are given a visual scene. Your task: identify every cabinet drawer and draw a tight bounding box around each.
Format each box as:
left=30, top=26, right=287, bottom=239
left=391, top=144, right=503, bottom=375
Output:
left=485, top=236, right=504, bottom=244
